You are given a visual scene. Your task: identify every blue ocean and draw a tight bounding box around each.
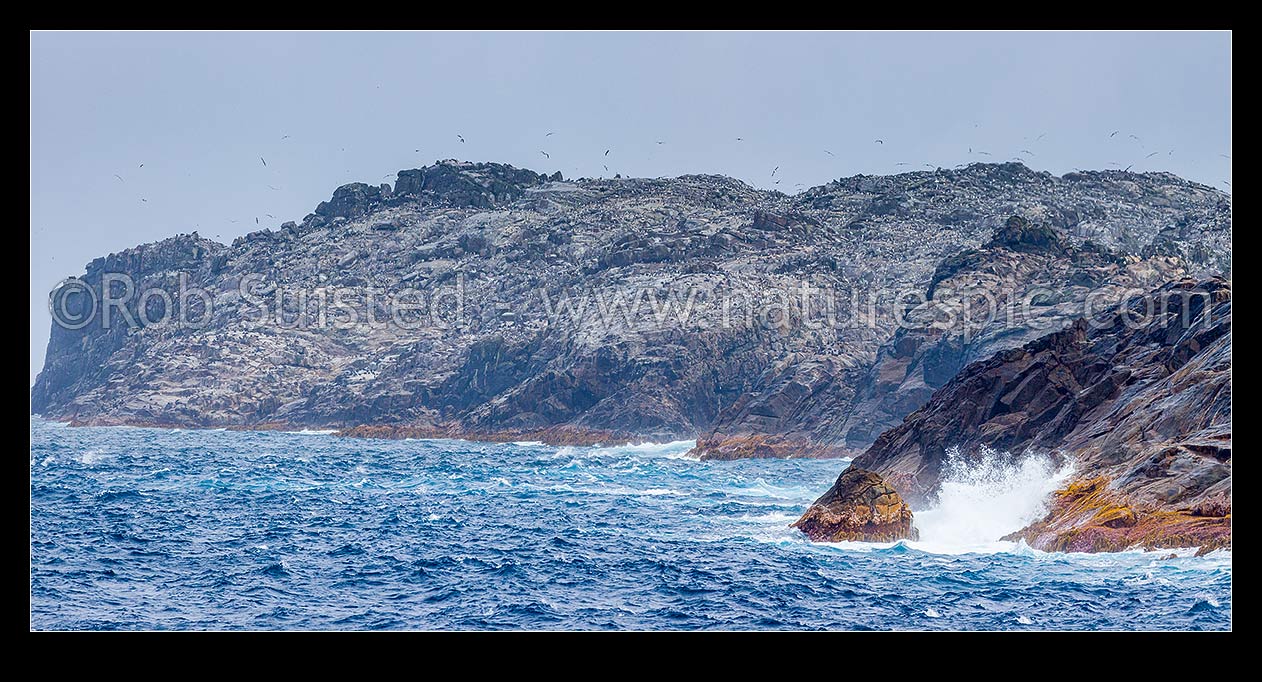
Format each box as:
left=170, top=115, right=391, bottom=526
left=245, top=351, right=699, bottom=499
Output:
left=29, top=418, right=1231, bottom=630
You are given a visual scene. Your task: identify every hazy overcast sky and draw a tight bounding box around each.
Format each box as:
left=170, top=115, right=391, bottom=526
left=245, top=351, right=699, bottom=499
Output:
left=29, top=30, right=1231, bottom=383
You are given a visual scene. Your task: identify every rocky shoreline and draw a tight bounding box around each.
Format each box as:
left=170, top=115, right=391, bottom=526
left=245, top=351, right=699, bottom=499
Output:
left=801, top=278, right=1230, bottom=552
left=32, top=160, right=1230, bottom=553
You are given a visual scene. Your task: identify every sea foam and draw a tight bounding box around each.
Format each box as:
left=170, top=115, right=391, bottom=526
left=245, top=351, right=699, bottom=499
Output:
left=910, top=446, right=1074, bottom=555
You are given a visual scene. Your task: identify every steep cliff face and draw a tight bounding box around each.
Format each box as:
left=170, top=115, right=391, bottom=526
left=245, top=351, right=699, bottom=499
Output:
left=33, top=161, right=1230, bottom=454
left=838, top=278, right=1230, bottom=552
left=695, top=215, right=1191, bottom=459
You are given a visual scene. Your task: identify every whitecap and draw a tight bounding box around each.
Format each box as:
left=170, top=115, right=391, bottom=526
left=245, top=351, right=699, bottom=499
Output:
left=640, top=488, right=686, bottom=497
left=77, top=449, right=113, bottom=466
left=591, top=440, right=697, bottom=458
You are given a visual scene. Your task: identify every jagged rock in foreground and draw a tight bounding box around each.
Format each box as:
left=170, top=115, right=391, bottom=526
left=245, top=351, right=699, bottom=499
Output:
left=840, top=278, right=1230, bottom=553
left=792, top=467, right=917, bottom=542
left=33, top=161, right=1229, bottom=458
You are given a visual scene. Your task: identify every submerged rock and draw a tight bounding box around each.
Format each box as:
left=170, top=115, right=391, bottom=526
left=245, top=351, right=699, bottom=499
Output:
left=792, top=467, right=917, bottom=542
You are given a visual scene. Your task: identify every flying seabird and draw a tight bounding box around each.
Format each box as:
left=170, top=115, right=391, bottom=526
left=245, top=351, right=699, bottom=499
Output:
left=1109, top=131, right=1119, bottom=138
left=874, top=139, right=884, bottom=144
left=545, top=132, right=554, bottom=137
left=1220, top=154, right=1231, bottom=159
left=1146, top=151, right=1159, bottom=158
left=823, top=150, right=834, bottom=156
left=771, top=166, right=779, bottom=176
left=1020, top=150, right=1034, bottom=156
left=604, top=149, right=610, bottom=156
left=540, top=151, right=550, bottom=159
left=266, top=213, right=276, bottom=219
left=260, top=157, right=267, bottom=167
left=113, top=174, right=124, bottom=182
left=895, top=162, right=909, bottom=166
left=457, top=135, right=465, bottom=143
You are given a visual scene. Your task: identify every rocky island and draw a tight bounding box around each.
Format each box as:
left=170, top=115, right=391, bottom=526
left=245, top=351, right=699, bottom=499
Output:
left=32, top=159, right=1230, bottom=552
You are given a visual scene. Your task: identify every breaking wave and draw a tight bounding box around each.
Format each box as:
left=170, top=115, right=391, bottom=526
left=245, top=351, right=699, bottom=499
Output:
left=911, top=446, right=1075, bottom=554
left=29, top=419, right=1228, bottom=630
